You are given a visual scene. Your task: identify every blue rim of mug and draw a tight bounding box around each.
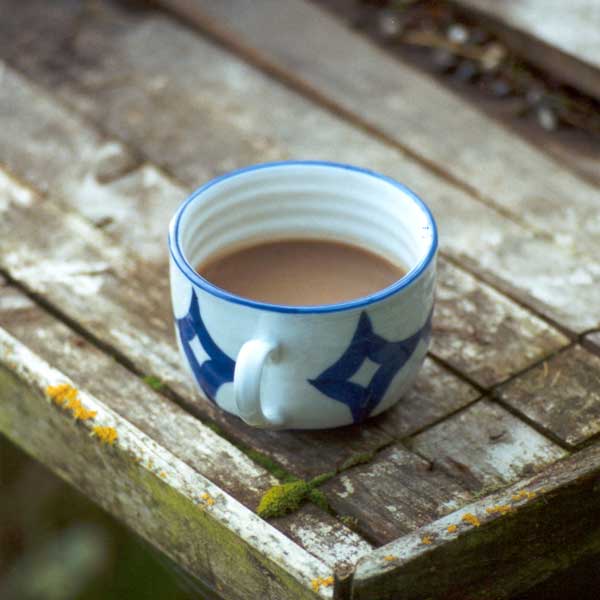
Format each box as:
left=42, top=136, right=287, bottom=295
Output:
left=168, top=160, right=438, bottom=314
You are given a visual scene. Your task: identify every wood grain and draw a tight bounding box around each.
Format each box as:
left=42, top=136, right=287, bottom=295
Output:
left=498, top=345, right=600, bottom=447
left=408, top=399, right=567, bottom=491
left=586, top=332, right=600, bottom=355
left=321, top=444, right=474, bottom=545
left=352, top=443, right=600, bottom=600
left=1, top=4, right=600, bottom=332
left=323, top=399, right=565, bottom=545
left=0, top=329, right=327, bottom=600
left=453, top=0, right=600, bottom=101
left=372, top=357, right=479, bottom=440
left=433, top=260, right=567, bottom=388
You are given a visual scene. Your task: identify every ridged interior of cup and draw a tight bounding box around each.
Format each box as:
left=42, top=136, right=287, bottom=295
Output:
left=178, top=164, right=434, bottom=281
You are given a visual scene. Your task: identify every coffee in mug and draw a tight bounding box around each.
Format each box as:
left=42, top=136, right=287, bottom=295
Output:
left=196, top=239, right=407, bottom=306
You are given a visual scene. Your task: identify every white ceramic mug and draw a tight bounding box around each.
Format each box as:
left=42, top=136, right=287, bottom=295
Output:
left=168, top=161, right=437, bottom=430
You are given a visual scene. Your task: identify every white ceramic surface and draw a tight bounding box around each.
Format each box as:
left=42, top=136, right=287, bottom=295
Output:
left=168, top=161, right=437, bottom=430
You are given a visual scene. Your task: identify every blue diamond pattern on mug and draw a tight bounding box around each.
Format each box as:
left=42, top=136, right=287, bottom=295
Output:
left=309, top=310, right=432, bottom=424
left=176, top=289, right=235, bottom=402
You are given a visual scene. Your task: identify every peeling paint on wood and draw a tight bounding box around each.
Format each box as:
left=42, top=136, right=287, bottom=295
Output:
left=498, top=345, right=600, bottom=447
left=408, top=399, right=567, bottom=492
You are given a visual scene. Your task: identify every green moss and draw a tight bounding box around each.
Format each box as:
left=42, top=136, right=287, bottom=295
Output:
left=257, top=481, right=311, bottom=519
left=142, top=375, right=164, bottom=391
left=308, top=489, right=331, bottom=513
left=203, top=420, right=225, bottom=436
left=340, top=515, right=359, bottom=529
left=309, top=471, right=335, bottom=488
left=339, top=450, right=376, bottom=471
left=257, top=469, right=337, bottom=519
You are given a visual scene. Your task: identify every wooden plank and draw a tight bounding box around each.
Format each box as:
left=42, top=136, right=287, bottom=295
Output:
left=372, top=357, right=479, bottom=439
left=323, top=400, right=565, bottom=545
left=148, top=0, right=600, bottom=253
left=497, top=345, right=600, bottom=447
left=0, top=329, right=328, bottom=600
left=351, top=442, right=600, bottom=600
left=408, top=399, right=567, bottom=491
left=0, top=281, right=373, bottom=568
left=432, top=260, right=567, bottom=388
left=2, top=5, right=599, bottom=333
left=453, top=0, right=600, bottom=102
left=586, top=332, right=600, bottom=355
left=321, top=445, right=474, bottom=545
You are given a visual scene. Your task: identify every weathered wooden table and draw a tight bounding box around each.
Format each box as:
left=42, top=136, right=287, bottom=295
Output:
left=1, top=1, right=599, bottom=599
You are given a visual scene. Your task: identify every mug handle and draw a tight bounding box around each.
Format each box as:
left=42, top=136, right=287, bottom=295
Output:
left=234, top=339, right=283, bottom=428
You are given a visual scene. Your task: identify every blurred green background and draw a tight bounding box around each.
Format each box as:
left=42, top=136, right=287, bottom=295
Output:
left=0, top=433, right=215, bottom=600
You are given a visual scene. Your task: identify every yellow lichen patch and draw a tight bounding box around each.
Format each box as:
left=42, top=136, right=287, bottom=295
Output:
left=383, top=555, right=397, bottom=562
left=92, top=426, right=118, bottom=445
left=46, top=383, right=96, bottom=420
left=447, top=524, right=458, bottom=534
left=421, top=535, right=433, bottom=545
left=200, top=492, right=215, bottom=507
left=485, top=505, right=513, bottom=515
left=46, top=383, right=78, bottom=406
left=512, top=490, right=537, bottom=502
left=67, top=397, right=97, bottom=421
left=159, top=471, right=167, bottom=479
left=311, top=576, right=334, bottom=592
left=461, top=513, right=481, bottom=527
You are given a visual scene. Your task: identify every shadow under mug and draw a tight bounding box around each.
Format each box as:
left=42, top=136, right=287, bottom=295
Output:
left=168, top=161, right=437, bottom=430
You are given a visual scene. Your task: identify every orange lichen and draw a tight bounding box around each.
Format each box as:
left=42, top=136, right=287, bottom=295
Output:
left=311, top=576, right=334, bottom=592
left=383, top=555, right=397, bottom=562
left=200, top=492, right=215, bottom=506
left=421, top=536, right=433, bottom=545
left=461, top=513, right=481, bottom=527
left=46, top=383, right=78, bottom=406
left=512, top=490, right=537, bottom=502
left=46, top=383, right=96, bottom=420
left=92, top=426, right=118, bottom=445
left=67, top=398, right=97, bottom=421
left=485, top=505, right=513, bottom=515
left=447, top=524, right=458, bottom=534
